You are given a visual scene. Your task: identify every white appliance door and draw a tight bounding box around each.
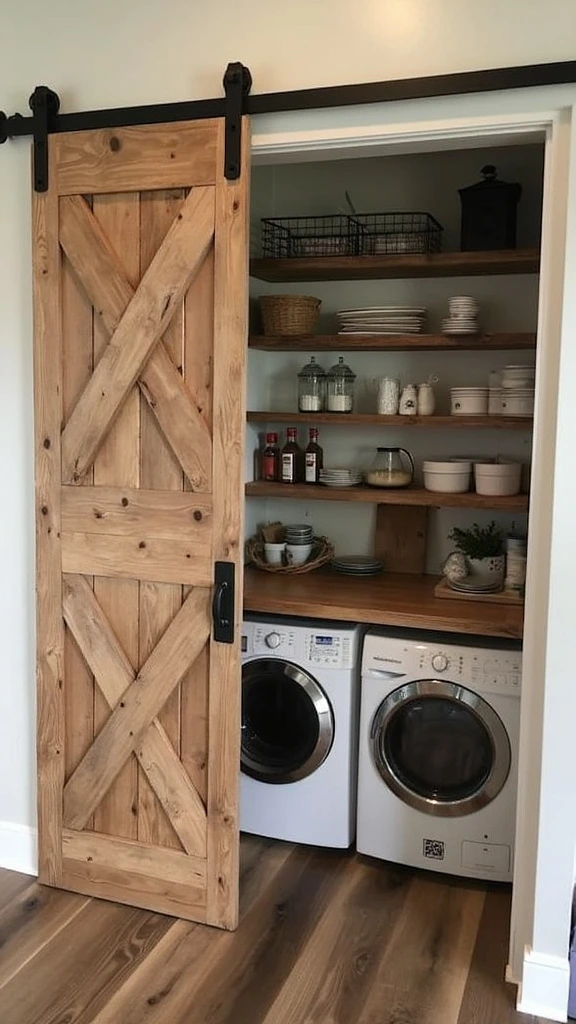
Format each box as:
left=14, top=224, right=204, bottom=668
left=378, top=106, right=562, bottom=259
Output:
left=371, top=679, right=511, bottom=817
left=241, top=658, right=334, bottom=784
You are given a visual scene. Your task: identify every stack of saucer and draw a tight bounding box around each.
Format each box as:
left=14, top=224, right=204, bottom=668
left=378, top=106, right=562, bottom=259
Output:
left=285, top=524, right=313, bottom=546
left=447, top=577, right=502, bottom=595
left=442, top=296, right=480, bottom=335
left=319, top=467, right=362, bottom=488
left=331, top=555, right=384, bottom=577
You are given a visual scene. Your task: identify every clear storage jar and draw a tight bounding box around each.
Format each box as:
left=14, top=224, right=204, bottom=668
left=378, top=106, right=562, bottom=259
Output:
left=298, top=356, right=326, bottom=413
left=327, top=357, right=356, bottom=413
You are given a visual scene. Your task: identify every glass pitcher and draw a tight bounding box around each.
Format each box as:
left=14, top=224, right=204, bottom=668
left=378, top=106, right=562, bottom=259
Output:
left=366, top=447, right=415, bottom=488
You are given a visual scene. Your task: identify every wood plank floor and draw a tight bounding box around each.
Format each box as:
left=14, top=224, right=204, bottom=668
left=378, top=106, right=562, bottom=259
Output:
left=0, top=837, right=546, bottom=1024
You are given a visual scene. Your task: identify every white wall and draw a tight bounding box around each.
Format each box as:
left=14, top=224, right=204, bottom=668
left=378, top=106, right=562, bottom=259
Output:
left=248, top=145, right=540, bottom=569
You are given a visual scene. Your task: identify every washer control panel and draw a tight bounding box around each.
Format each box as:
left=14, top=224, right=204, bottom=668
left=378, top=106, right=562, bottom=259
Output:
left=305, top=632, right=353, bottom=669
left=242, top=621, right=359, bottom=669
left=363, top=633, right=522, bottom=694
left=249, top=627, right=297, bottom=657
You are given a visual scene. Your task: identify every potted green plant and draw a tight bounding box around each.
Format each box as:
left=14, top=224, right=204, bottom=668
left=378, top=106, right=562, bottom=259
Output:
left=448, top=521, right=505, bottom=584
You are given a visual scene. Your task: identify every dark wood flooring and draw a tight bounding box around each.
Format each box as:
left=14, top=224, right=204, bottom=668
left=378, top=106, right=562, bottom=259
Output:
left=0, top=836, right=546, bottom=1024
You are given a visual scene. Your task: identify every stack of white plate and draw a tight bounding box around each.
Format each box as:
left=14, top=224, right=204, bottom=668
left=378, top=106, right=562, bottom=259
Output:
left=337, top=306, right=427, bottom=336
left=447, top=577, right=502, bottom=595
left=319, top=468, right=362, bottom=488
left=441, top=296, right=480, bottom=335
left=331, top=555, right=384, bottom=576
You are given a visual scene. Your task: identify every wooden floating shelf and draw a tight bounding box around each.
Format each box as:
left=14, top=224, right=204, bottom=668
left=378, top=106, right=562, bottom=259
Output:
left=245, top=481, right=529, bottom=511
left=247, top=412, right=533, bottom=429
left=248, top=332, right=537, bottom=352
left=250, top=249, right=540, bottom=283
left=244, top=567, right=523, bottom=639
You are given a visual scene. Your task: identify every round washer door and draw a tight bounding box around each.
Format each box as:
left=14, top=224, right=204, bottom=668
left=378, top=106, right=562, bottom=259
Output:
left=371, top=679, right=511, bottom=817
left=241, top=658, right=334, bottom=784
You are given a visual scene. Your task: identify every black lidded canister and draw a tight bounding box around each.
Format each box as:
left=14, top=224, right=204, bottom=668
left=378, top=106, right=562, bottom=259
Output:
left=459, top=165, right=522, bottom=251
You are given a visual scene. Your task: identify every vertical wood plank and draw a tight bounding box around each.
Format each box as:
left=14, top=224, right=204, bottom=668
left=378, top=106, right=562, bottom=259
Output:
left=61, top=246, right=95, bottom=785
left=374, top=504, right=429, bottom=574
left=205, top=118, right=250, bottom=929
left=92, top=193, right=140, bottom=839
left=33, top=142, right=64, bottom=884
left=138, top=189, right=185, bottom=849
left=180, top=211, right=215, bottom=810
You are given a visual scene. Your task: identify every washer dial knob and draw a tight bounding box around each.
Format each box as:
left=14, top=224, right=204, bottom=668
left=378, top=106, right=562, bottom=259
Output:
left=265, top=631, right=282, bottom=649
left=432, top=653, right=448, bottom=672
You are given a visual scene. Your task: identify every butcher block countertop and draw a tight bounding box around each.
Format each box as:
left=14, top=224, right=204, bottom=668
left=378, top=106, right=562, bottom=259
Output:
left=243, top=567, right=524, bottom=640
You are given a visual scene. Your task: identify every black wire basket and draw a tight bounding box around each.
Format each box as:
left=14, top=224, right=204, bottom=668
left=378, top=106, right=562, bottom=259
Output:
left=261, top=215, right=361, bottom=258
left=260, top=212, right=442, bottom=259
left=353, top=212, right=443, bottom=256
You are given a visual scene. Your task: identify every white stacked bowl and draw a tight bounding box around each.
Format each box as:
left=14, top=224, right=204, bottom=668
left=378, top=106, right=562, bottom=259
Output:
left=501, top=390, right=535, bottom=416
left=501, top=365, right=536, bottom=389
left=474, top=461, right=522, bottom=496
left=451, top=388, right=489, bottom=415
left=423, top=460, right=472, bottom=493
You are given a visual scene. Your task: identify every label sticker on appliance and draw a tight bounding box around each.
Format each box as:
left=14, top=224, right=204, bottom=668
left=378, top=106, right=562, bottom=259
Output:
left=423, top=839, right=445, bottom=861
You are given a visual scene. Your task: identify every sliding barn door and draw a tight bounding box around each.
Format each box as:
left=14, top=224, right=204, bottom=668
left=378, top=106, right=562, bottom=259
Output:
left=33, top=117, right=249, bottom=929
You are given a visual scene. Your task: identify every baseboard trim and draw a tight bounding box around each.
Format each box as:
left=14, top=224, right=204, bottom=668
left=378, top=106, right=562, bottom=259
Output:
left=0, top=821, right=38, bottom=876
left=517, top=948, right=570, bottom=1022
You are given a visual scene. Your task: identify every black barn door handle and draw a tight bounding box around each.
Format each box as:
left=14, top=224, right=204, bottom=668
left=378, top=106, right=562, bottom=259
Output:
left=213, top=561, right=235, bottom=644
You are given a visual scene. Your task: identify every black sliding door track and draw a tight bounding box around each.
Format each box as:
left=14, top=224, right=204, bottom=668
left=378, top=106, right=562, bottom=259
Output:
left=2, top=59, right=576, bottom=189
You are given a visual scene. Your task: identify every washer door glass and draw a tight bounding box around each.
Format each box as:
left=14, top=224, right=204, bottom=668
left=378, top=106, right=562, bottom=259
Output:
left=242, top=659, right=334, bottom=784
left=371, top=680, right=511, bottom=817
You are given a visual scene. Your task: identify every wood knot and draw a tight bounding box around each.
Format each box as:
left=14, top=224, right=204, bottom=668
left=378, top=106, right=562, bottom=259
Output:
left=233, top=199, right=240, bottom=211
left=139, top=541, right=146, bottom=549
left=193, top=510, right=203, bottom=521
left=41, top=505, right=48, bottom=516
left=109, top=136, right=121, bottom=152
left=43, top=438, right=50, bottom=449
left=94, top=510, right=103, bottom=519
left=121, top=497, right=129, bottom=507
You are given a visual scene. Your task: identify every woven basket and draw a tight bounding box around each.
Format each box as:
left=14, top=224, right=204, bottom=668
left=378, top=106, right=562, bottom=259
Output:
left=247, top=535, right=334, bottom=575
left=260, top=295, right=321, bottom=336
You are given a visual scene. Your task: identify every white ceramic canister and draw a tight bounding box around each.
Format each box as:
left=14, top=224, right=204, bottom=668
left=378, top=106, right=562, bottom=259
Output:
left=377, top=377, right=400, bottom=415
left=417, top=382, right=436, bottom=416
left=399, top=384, right=418, bottom=415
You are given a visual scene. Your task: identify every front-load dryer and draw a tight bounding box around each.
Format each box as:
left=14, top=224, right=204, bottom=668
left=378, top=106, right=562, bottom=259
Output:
left=240, top=615, right=362, bottom=848
left=357, top=629, right=522, bottom=881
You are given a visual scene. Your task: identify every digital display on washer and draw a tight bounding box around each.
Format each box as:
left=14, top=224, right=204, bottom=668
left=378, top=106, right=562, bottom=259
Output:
left=241, top=636, right=247, bottom=653
left=315, top=636, right=334, bottom=645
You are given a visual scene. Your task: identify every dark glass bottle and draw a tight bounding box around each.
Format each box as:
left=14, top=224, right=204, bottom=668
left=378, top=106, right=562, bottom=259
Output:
left=281, top=428, right=304, bottom=484
left=261, top=432, right=280, bottom=481
left=305, top=428, right=324, bottom=483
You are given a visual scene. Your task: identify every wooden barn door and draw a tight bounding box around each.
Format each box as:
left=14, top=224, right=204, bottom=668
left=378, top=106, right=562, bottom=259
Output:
left=33, top=117, right=249, bottom=929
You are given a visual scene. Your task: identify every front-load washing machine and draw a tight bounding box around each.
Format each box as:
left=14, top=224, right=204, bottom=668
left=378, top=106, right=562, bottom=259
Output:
left=240, top=615, right=362, bottom=848
left=357, top=629, right=522, bottom=881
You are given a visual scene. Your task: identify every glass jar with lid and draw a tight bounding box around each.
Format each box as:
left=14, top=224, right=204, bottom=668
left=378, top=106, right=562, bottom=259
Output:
left=298, top=356, right=326, bottom=412
left=366, top=447, right=415, bottom=488
left=327, top=356, right=356, bottom=413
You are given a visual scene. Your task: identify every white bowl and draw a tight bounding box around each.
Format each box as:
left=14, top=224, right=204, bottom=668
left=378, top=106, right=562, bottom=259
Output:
left=501, top=394, right=535, bottom=416
left=264, top=543, right=286, bottom=565
left=474, top=462, right=522, bottom=496
left=451, top=393, right=489, bottom=415
left=286, top=543, right=312, bottom=565
left=423, top=461, right=471, bottom=493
